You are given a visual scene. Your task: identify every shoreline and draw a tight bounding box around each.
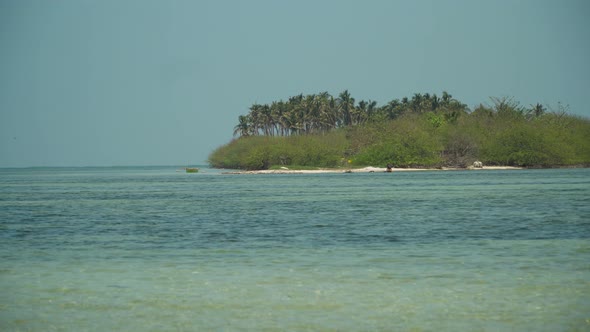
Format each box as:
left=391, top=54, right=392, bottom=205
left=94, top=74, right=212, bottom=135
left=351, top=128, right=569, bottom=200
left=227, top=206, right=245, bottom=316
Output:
left=223, top=166, right=523, bottom=174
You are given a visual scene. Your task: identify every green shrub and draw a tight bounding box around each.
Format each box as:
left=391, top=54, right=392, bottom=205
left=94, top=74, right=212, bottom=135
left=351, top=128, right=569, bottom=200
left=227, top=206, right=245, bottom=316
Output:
left=208, top=131, right=348, bottom=169
left=351, top=115, right=443, bottom=167
left=480, top=120, right=570, bottom=167
left=209, top=107, right=590, bottom=169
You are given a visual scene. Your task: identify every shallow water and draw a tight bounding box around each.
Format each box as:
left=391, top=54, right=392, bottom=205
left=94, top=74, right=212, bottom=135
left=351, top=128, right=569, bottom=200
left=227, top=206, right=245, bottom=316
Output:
left=1, top=167, right=589, bottom=331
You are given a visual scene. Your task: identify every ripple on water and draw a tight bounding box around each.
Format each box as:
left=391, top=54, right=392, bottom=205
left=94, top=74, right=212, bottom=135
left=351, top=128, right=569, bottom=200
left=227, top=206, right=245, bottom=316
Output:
left=0, top=167, right=589, bottom=331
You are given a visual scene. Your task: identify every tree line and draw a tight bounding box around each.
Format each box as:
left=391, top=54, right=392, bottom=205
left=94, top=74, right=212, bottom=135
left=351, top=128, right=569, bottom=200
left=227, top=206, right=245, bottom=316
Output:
left=234, top=91, right=469, bottom=137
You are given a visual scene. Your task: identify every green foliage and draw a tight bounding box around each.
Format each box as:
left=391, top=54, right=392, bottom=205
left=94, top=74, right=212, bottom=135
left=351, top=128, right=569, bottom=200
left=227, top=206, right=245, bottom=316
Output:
left=477, top=110, right=589, bottom=167
left=346, top=115, right=443, bottom=168
left=482, top=125, right=554, bottom=166
left=211, top=93, right=590, bottom=170
left=439, top=117, right=481, bottom=167
left=208, top=131, right=349, bottom=169
left=426, top=112, right=446, bottom=128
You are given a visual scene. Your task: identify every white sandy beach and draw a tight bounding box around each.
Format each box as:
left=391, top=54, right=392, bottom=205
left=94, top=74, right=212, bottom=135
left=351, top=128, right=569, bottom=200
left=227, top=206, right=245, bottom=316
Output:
left=224, top=166, right=522, bottom=174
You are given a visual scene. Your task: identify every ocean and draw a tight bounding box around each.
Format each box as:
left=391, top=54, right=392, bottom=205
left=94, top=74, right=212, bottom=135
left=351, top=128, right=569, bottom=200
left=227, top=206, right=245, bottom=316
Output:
left=1, top=167, right=589, bottom=331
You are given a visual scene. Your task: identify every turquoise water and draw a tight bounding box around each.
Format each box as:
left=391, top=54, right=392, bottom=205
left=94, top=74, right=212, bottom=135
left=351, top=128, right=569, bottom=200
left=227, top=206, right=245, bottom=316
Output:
left=1, top=167, right=589, bottom=331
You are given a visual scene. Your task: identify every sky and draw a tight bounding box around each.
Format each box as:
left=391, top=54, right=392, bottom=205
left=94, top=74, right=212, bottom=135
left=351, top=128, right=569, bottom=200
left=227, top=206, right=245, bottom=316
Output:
left=1, top=0, right=589, bottom=167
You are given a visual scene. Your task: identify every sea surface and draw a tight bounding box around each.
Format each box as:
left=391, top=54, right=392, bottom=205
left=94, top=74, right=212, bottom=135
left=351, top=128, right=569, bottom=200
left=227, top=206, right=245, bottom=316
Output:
left=0, top=166, right=589, bottom=331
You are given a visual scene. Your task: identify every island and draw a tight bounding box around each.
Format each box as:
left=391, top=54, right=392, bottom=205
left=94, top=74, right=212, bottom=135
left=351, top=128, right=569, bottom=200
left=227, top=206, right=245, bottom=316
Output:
left=209, top=91, right=590, bottom=171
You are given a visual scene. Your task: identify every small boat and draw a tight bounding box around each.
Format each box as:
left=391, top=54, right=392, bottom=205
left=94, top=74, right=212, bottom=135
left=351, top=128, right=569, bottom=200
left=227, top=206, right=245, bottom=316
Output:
left=185, top=168, right=199, bottom=173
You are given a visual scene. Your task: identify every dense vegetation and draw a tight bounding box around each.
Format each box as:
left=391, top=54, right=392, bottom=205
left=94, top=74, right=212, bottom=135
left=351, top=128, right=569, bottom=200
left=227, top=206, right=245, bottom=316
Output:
left=209, top=91, right=590, bottom=170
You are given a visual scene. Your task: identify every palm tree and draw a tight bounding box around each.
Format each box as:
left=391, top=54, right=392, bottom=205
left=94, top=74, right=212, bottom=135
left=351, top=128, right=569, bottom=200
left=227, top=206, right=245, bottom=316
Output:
left=431, top=93, right=440, bottom=111
left=269, top=101, right=281, bottom=136
left=259, top=104, right=273, bottom=136
left=285, top=109, right=301, bottom=135
left=337, top=90, right=355, bottom=127
left=441, top=91, right=452, bottom=105
left=383, top=99, right=402, bottom=119
left=366, top=100, right=377, bottom=120
left=233, top=115, right=251, bottom=137
left=315, top=92, right=334, bottom=133
left=355, top=100, right=377, bottom=125
left=411, top=93, right=423, bottom=113
left=304, top=94, right=319, bottom=133
left=423, top=93, right=432, bottom=112
left=272, top=101, right=291, bottom=136
left=400, top=97, right=410, bottom=115
left=248, top=104, right=263, bottom=135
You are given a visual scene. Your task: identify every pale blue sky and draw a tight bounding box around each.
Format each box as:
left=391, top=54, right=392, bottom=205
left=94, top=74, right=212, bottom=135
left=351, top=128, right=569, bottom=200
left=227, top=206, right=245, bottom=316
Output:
left=1, top=0, right=588, bottom=167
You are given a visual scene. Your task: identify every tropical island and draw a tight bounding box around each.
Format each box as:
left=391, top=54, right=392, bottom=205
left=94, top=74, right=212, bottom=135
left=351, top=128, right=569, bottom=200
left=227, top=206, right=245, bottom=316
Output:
left=208, top=91, right=590, bottom=171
